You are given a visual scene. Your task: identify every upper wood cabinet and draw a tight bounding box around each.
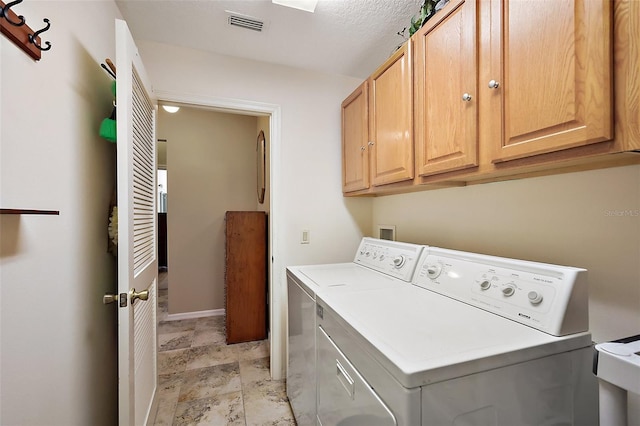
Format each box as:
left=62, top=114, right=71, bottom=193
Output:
left=414, top=0, right=478, bottom=177
left=613, top=0, right=640, bottom=151
left=488, top=0, right=613, bottom=163
left=342, top=81, right=369, bottom=193
left=369, top=41, right=414, bottom=187
left=342, top=42, right=413, bottom=193
left=341, top=0, right=635, bottom=197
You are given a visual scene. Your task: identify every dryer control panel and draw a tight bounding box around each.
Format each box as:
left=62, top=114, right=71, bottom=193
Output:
left=413, top=247, right=588, bottom=336
left=354, top=238, right=424, bottom=282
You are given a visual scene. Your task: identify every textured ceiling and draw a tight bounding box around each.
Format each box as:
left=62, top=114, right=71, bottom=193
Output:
left=115, top=0, right=423, bottom=79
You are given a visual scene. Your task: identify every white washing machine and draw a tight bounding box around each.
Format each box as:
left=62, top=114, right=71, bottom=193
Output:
left=286, top=238, right=424, bottom=425
left=309, top=245, right=599, bottom=425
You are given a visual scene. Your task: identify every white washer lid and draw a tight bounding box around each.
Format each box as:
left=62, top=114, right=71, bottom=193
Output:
left=288, top=263, right=400, bottom=295
left=320, top=284, right=592, bottom=388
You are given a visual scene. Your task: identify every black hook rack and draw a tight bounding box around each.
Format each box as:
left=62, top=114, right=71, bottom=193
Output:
left=0, top=0, right=52, bottom=60
left=28, top=17, right=50, bottom=51
left=0, top=0, right=25, bottom=26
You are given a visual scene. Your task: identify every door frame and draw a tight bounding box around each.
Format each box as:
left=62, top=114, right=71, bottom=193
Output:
left=154, top=90, right=284, bottom=379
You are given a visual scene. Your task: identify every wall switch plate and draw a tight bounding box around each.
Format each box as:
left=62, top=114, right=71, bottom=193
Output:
left=301, top=230, right=310, bottom=244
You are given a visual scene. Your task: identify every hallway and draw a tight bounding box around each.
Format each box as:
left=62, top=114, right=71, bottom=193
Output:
left=153, top=275, right=295, bottom=425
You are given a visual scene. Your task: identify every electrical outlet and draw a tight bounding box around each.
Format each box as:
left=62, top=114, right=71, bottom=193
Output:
left=301, top=230, right=310, bottom=244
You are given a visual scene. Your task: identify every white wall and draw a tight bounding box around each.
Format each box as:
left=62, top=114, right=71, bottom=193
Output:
left=137, top=40, right=370, bottom=377
left=0, top=1, right=121, bottom=424
left=158, top=106, right=258, bottom=314
left=371, top=164, right=640, bottom=343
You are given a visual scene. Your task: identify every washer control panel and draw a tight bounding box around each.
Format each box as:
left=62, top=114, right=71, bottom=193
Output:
left=354, top=238, right=424, bottom=282
left=413, top=247, right=588, bottom=336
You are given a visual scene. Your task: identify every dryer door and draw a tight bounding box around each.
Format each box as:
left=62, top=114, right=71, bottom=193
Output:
left=317, top=325, right=397, bottom=426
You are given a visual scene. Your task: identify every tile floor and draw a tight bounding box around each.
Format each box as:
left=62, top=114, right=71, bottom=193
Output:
left=153, top=276, right=296, bottom=425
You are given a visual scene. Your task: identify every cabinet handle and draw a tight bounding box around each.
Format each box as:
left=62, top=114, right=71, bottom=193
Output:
left=488, top=80, right=500, bottom=89
left=368, top=141, right=375, bottom=146
left=360, top=146, right=366, bottom=151
left=462, top=93, right=472, bottom=102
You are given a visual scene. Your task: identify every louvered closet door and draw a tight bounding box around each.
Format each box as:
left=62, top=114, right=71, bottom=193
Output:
left=116, top=19, right=158, bottom=426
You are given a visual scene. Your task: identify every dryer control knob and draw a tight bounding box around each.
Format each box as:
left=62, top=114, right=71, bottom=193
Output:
left=528, top=291, right=543, bottom=305
left=502, top=285, right=516, bottom=297
left=393, top=255, right=406, bottom=268
left=426, top=264, right=442, bottom=279
left=479, top=280, right=491, bottom=290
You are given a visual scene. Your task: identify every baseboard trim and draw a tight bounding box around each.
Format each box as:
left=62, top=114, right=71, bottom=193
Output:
left=165, top=309, right=225, bottom=321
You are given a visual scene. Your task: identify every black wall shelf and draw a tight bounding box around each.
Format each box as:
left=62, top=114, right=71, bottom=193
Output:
left=0, top=208, right=59, bottom=215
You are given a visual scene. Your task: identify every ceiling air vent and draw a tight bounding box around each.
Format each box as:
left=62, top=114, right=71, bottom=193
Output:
left=227, top=13, right=264, bottom=32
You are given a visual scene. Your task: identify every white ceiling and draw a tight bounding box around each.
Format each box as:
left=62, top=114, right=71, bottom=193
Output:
left=115, top=0, right=423, bottom=79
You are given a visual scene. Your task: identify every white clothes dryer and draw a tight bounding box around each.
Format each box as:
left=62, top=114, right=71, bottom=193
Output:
left=286, top=238, right=424, bottom=425
left=303, top=244, right=599, bottom=425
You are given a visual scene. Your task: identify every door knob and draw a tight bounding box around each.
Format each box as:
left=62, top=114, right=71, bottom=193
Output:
left=129, top=288, right=149, bottom=305
left=462, top=93, right=472, bottom=102
left=488, top=80, right=500, bottom=89
left=104, top=292, right=128, bottom=307
left=103, top=293, right=119, bottom=304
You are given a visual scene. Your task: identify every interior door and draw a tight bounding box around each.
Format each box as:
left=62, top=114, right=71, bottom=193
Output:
left=116, top=18, right=158, bottom=426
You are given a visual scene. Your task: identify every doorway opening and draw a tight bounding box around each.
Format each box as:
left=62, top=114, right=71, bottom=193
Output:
left=154, top=92, right=283, bottom=380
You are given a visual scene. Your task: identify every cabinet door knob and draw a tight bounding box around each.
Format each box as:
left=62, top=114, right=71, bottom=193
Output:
left=368, top=141, right=375, bottom=146
left=462, top=93, right=472, bottom=102
left=360, top=146, right=366, bottom=151
left=488, top=80, right=500, bottom=89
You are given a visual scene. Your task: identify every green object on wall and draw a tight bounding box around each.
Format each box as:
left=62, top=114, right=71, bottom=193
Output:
left=100, top=107, right=117, bottom=143
left=100, top=81, right=117, bottom=143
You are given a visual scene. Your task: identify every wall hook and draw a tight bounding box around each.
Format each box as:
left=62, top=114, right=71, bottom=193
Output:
left=28, top=18, right=51, bottom=51
left=101, top=63, right=116, bottom=79
left=0, top=0, right=26, bottom=26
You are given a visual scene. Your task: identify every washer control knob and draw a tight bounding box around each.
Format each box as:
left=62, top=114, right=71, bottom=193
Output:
left=426, top=264, right=442, bottom=279
left=392, top=255, right=406, bottom=268
left=528, top=291, right=543, bottom=305
left=502, top=285, right=516, bottom=297
left=379, top=255, right=385, bottom=261
left=479, top=280, right=491, bottom=290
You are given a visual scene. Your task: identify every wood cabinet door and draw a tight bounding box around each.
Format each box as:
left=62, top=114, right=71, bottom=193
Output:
left=489, top=0, right=613, bottom=163
left=342, top=82, right=370, bottom=193
left=414, top=0, right=478, bottom=177
left=369, top=42, right=414, bottom=186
